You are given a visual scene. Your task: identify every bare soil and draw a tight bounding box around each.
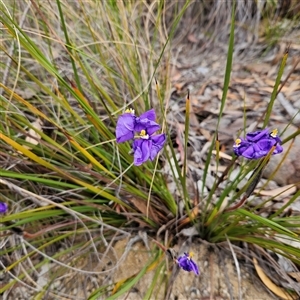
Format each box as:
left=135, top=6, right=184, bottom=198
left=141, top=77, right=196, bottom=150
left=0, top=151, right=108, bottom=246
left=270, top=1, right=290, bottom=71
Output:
left=111, top=239, right=274, bottom=300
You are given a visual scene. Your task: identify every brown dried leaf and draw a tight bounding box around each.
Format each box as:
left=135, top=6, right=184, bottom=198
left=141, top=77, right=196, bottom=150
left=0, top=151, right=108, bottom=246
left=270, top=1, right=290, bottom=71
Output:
left=260, top=86, right=274, bottom=93
left=254, top=184, right=296, bottom=198
left=211, top=150, right=232, bottom=161
left=176, top=123, right=185, bottom=163
left=170, top=66, right=182, bottom=82
left=253, top=257, right=296, bottom=300
left=245, top=63, right=270, bottom=74
left=199, top=128, right=211, bottom=141
left=284, top=81, right=300, bottom=96
left=189, top=104, right=200, bottom=127
left=129, top=196, right=161, bottom=224
left=288, top=272, right=300, bottom=282
left=265, top=78, right=276, bottom=87
left=227, top=92, right=240, bottom=100
left=187, top=34, right=199, bottom=43
left=231, top=77, right=255, bottom=85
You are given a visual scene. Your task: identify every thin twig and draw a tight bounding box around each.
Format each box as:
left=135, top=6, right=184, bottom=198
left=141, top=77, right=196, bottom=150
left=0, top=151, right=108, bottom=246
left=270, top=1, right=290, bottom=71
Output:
left=226, top=235, right=242, bottom=300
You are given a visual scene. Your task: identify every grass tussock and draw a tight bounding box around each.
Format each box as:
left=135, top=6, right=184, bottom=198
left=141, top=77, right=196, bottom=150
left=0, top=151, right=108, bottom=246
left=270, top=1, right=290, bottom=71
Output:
left=1, top=0, right=300, bottom=299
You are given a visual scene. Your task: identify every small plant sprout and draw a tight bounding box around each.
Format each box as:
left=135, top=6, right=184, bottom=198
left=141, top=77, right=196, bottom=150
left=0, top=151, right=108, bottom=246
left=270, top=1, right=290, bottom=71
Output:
left=116, top=108, right=166, bottom=165
left=176, top=252, right=200, bottom=276
left=233, top=128, right=283, bottom=159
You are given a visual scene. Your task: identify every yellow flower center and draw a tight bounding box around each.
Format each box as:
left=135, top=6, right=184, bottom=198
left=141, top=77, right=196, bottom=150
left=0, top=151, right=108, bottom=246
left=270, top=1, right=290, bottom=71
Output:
left=188, top=252, right=194, bottom=259
left=125, top=108, right=135, bottom=114
left=139, top=130, right=149, bottom=139
left=270, top=129, right=278, bottom=138
left=234, top=138, right=241, bottom=146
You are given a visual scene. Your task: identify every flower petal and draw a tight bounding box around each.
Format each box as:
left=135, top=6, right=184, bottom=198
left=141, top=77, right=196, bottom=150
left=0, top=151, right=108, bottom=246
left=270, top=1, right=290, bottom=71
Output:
left=190, top=260, right=200, bottom=275
left=0, top=202, right=8, bottom=214
left=274, top=144, right=283, bottom=154
left=234, top=128, right=283, bottom=160
left=256, top=139, right=275, bottom=152
left=135, top=109, right=160, bottom=135
left=139, top=109, right=156, bottom=121
left=233, top=138, right=250, bottom=157
left=246, top=129, right=269, bottom=142
left=134, top=119, right=160, bottom=135
left=177, top=253, right=190, bottom=271
left=133, top=139, right=152, bottom=166
left=149, top=134, right=166, bottom=160
left=177, top=253, right=200, bottom=275
left=116, top=113, right=135, bottom=143
left=239, top=144, right=264, bottom=159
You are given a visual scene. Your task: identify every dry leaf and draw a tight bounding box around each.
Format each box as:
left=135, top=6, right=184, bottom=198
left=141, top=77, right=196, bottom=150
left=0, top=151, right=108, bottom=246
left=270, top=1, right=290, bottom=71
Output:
left=179, top=206, right=199, bottom=226
left=260, top=86, right=274, bottom=93
left=199, top=128, right=211, bottom=141
left=227, top=92, right=240, bottom=100
left=170, top=66, right=182, bottom=82
left=285, top=81, right=300, bottom=97
left=211, top=150, right=232, bottom=161
left=265, top=78, right=276, bottom=87
left=245, top=63, right=270, bottom=74
left=253, top=257, right=296, bottom=300
left=175, top=124, right=185, bottom=163
left=18, top=118, right=43, bottom=153
left=189, top=100, right=200, bottom=127
left=128, top=196, right=161, bottom=224
left=231, top=77, right=255, bottom=85
left=174, top=82, right=185, bottom=91
left=254, top=184, right=297, bottom=198
left=25, top=118, right=43, bottom=147
left=187, top=34, right=198, bottom=43
left=288, top=272, right=300, bottom=282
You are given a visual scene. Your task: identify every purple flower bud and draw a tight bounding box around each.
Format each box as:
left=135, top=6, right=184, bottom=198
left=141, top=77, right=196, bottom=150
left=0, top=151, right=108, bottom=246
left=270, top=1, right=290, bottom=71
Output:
left=0, top=202, right=8, bottom=214
left=177, top=252, right=200, bottom=276
left=233, top=128, right=283, bottom=159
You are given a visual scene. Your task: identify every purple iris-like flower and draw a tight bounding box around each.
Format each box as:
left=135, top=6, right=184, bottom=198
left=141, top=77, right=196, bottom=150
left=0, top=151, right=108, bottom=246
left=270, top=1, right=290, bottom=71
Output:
left=116, top=109, right=160, bottom=143
left=0, top=202, right=8, bottom=214
left=133, top=133, right=166, bottom=166
left=177, top=252, right=200, bottom=276
left=116, top=108, right=166, bottom=165
left=233, top=128, right=283, bottom=159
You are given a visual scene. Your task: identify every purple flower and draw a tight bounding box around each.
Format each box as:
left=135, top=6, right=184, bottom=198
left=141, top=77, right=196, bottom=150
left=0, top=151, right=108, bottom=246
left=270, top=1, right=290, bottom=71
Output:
left=135, top=109, right=160, bottom=135
left=116, top=108, right=160, bottom=143
left=133, top=132, right=166, bottom=166
left=233, top=128, right=283, bottom=159
left=116, top=108, right=166, bottom=165
left=177, top=252, right=200, bottom=275
left=0, top=202, right=8, bottom=214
